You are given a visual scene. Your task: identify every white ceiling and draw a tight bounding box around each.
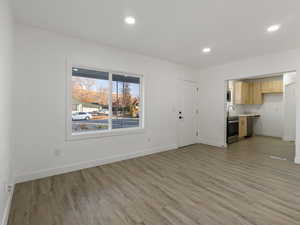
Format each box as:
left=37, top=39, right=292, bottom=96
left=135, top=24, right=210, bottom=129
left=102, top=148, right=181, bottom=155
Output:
left=12, top=0, right=300, bottom=69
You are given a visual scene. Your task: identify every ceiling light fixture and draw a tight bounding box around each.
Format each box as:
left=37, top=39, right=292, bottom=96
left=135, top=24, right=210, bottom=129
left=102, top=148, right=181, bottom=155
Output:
left=202, top=47, right=211, bottom=53
left=125, top=17, right=136, bottom=25
left=267, top=24, right=280, bottom=32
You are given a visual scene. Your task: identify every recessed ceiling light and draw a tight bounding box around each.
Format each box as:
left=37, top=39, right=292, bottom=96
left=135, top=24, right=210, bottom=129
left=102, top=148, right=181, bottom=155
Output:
left=202, top=48, right=211, bottom=53
left=267, top=24, right=280, bottom=32
left=125, top=17, right=136, bottom=25
left=73, top=68, right=79, bottom=72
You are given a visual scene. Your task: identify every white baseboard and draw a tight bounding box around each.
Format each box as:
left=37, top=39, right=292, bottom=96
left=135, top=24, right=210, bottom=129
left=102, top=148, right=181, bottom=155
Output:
left=197, top=137, right=226, bottom=148
left=1, top=185, right=14, bottom=225
left=282, top=136, right=295, bottom=142
left=295, top=157, right=300, bottom=164
left=15, top=144, right=177, bottom=183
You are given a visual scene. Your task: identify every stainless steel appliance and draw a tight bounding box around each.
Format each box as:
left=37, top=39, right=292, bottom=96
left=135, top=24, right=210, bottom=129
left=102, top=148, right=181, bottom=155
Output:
left=227, top=116, right=239, bottom=144
left=246, top=116, right=253, bottom=137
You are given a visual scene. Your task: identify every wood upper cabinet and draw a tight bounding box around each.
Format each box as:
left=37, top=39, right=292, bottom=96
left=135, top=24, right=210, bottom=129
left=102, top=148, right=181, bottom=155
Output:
left=252, top=81, right=263, bottom=104
left=273, top=80, right=283, bottom=93
left=234, top=79, right=282, bottom=105
left=248, top=82, right=254, bottom=104
left=234, top=81, right=262, bottom=104
left=234, top=81, right=250, bottom=104
left=261, top=80, right=283, bottom=93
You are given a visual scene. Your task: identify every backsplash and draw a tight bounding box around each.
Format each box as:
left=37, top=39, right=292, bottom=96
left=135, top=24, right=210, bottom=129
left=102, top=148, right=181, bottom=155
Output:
left=228, top=94, right=283, bottom=137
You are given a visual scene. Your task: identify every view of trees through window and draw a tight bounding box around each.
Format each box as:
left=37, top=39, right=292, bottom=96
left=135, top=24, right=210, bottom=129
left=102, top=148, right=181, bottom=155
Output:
left=112, top=74, right=140, bottom=129
left=71, top=67, right=141, bottom=134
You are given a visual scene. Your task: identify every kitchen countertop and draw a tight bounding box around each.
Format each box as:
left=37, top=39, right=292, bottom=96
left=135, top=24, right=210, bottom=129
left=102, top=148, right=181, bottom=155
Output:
left=238, top=114, right=260, bottom=117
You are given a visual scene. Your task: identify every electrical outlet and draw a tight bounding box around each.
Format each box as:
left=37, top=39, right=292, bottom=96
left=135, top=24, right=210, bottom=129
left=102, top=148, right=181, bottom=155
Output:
left=6, top=184, right=13, bottom=193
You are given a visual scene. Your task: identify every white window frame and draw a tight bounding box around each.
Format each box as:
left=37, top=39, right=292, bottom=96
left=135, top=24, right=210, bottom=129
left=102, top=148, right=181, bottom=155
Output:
left=66, top=63, right=145, bottom=141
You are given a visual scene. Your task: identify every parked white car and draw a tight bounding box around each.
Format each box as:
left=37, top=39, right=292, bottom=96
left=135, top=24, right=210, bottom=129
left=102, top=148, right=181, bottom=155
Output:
left=72, top=112, right=92, bottom=120
left=100, top=109, right=109, bottom=115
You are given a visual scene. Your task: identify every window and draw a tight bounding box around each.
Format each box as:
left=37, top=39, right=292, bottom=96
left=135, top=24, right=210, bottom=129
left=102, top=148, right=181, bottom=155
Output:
left=112, top=74, right=141, bottom=129
left=69, top=66, right=143, bottom=138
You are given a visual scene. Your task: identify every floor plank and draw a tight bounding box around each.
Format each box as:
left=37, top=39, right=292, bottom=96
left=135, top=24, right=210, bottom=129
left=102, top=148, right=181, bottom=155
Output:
left=8, top=136, right=300, bottom=225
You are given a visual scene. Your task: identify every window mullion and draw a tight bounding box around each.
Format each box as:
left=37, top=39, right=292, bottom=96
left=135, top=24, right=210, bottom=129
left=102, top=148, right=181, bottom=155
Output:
left=108, top=72, right=112, bottom=130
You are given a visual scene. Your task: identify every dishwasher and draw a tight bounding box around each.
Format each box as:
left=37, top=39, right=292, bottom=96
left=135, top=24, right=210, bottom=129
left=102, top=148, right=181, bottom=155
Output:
left=246, top=116, right=253, bottom=137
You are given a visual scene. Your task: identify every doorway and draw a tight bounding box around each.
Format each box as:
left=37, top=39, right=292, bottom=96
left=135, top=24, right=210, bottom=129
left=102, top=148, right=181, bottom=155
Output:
left=224, top=71, right=296, bottom=161
left=177, top=80, right=199, bottom=148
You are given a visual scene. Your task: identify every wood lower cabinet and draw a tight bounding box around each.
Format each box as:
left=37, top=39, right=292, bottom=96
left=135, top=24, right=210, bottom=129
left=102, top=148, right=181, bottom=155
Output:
left=239, top=116, right=247, bottom=137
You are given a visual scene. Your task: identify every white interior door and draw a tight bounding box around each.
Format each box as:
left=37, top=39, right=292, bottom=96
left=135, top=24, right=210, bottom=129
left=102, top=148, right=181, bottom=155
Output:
left=178, top=80, right=198, bottom=147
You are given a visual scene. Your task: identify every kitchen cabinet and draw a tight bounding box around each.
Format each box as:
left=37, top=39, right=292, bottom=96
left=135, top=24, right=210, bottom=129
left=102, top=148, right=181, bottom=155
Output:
left=238, top=114, right=258, bottom=138
left=239, top=116, right=247, bottom=137
left=234, top=81, right=262, bottom=104
left=248, top=82, right=254, bottom=104
left=234, top=81, right=250, bottom=104
left=234, top=79, right=281, bottom=105
left=251, top=81, right=263, bottom=104
left=261, top=80, right=283, bottom=93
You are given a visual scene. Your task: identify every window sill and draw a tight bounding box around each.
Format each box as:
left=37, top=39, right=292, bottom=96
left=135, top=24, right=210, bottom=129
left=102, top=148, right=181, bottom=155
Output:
left=67, top=127, right=145, bottom=141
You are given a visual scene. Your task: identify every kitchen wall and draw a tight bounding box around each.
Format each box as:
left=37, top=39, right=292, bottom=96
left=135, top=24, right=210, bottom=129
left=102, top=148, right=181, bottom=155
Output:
left=231, top=76, right=284, bottom=138
left=0, top=0, right=13, bottom=224
left=197, top=48, right=300, bottom=163
left=228, top=73, right=296, bottom=139
left=13, top=24, right=197, bottom=182
left=241, top=94, right=283, bottom=138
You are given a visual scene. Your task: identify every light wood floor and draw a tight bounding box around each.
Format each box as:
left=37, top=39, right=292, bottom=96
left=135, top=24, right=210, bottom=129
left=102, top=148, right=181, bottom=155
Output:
left=8, top=136, right=300, bottom=225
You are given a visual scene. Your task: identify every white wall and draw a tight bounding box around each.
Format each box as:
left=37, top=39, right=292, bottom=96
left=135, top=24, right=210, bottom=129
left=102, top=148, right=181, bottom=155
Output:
left=0, top=0, right=13, bottom=224
left=283, top=72, right=296, bottom=141
left=284, top=71, right=296, bottom=85
left=13, top=25, right=197, bottom=182
left=240, top=94, right=284, bottom=138
left=197, top=48, right=300, bottom=163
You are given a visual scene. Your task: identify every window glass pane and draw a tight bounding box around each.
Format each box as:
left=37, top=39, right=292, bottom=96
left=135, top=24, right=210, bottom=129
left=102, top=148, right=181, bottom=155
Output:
left=72, top=67, right=109, bottom=133
left=112, top=74, right=140, bottom=129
